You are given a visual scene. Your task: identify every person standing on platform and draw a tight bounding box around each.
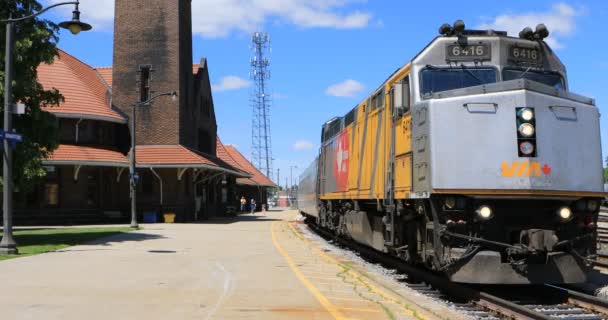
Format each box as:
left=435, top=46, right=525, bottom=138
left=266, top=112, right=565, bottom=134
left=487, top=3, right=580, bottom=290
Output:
left=250, top=198, right=256, bottom=214
left=240, top=196, right=246, bottom=212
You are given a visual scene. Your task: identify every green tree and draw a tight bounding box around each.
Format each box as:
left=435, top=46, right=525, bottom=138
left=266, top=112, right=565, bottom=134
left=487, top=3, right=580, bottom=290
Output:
left=1, top=1, right=61, bottom=192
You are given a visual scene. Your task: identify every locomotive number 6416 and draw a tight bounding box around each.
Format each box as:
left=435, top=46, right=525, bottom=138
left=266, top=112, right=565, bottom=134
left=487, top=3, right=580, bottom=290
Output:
left=446, top=44, right=490, bottom=61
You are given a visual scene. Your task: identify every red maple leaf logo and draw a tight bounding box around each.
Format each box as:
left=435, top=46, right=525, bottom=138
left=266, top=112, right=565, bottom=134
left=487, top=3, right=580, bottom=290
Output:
left=542, top=164, right=551, bottom=175
left=333, top=132, right=349, bottom=191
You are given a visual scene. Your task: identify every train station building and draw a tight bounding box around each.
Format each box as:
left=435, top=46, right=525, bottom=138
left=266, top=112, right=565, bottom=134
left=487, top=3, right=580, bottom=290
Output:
left=13, top=0, right=276, bottom=225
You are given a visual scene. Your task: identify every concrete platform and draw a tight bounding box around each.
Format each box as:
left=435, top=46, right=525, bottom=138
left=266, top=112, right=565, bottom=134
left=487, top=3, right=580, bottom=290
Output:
left=0, top=210, right=465, bottom=320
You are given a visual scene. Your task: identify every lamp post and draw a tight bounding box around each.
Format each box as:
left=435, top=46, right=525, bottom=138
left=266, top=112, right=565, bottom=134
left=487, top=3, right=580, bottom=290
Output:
left=289, top=165, right=298, bottom=207
left=129, top=91, right=177, bottom=228
left=289, top=165, right=298, bottom=190
left=0, top=1, right=91, bottom=255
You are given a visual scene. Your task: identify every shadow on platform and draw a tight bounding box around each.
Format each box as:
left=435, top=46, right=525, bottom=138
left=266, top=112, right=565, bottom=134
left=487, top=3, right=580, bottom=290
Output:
left=86, top=232, right=165, bottom=245
left=197, top=214, right=281, bottom=225
left=47, top=231, right=166, bottom=250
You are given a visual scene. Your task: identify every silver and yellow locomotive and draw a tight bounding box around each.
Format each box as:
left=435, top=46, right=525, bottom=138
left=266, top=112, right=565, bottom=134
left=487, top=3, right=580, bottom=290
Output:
left=297, top=21, right=604, bottom=284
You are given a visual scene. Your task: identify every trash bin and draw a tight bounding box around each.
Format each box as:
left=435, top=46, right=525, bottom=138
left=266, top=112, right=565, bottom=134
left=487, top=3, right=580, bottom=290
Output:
left=143, top=210, right=157, bottom=223
left=163, top=213, right=176, bottom=223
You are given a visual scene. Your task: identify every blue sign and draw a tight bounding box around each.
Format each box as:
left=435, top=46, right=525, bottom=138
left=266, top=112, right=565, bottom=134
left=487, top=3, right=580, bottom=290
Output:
left=0, top=130, right=23, bottom=143
left=130, top=172, right=140, bottom=184
left=4, top=132, right=23, bottom=143
left=0, top=130, right=22, bottom=149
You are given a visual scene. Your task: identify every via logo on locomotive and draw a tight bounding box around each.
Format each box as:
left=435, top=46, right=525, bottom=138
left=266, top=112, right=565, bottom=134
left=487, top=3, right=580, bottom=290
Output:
left=501, top=161, right=552, bottom=177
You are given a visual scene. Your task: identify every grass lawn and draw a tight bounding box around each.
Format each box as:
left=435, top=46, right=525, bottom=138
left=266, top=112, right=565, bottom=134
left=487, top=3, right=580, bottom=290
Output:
left=0, top=227, right=133, bottom=261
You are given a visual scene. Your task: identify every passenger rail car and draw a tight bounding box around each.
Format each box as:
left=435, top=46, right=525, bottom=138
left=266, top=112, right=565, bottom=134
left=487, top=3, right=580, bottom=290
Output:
left=297, top=21, right=605, bottom=284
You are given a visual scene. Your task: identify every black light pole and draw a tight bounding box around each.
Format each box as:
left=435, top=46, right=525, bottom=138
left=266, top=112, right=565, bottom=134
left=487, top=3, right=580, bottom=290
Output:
left=289, top=165, right=297, bottom=207
left=0, top=1, right=91, bottom=255
left=129, top=91, right=177, bottom=228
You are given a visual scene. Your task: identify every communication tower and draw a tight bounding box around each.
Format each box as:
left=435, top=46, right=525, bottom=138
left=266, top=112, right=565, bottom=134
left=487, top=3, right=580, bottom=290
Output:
left=250, top=32, right=273, bottom=178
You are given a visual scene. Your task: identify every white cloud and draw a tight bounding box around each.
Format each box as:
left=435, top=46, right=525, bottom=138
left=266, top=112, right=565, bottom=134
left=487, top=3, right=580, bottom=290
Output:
left=477, top=3, right=581, bottom=49
left=326, top=79, right=364, bottom=97
left=212, top=75, right=251, bottom=92
left=293, top=140, right=314, bottom=151
left=272, top=92, right=288, bottom=100
left=47, top=0, right=371, bottom=38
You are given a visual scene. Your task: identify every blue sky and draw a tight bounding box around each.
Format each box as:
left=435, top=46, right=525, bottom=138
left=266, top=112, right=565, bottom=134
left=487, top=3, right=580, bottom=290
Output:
left=42, top=0, right=608, bottom=186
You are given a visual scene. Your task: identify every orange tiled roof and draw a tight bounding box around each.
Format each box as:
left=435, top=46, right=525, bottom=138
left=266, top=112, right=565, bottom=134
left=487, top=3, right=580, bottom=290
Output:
left=135, top=145, right=214, bottom=166
left=95, top=66, right=113, bottom=87
left=37, top=50, right=126, bottom=123
left=218, top=142, right=277, bottom=188
left=44, top=144, right=128, bottom=166
left=216, top=138, right=242, bottom=170
left=43, top=144, right=248, bottom=175
left=135, top=145, right=247, bottom=177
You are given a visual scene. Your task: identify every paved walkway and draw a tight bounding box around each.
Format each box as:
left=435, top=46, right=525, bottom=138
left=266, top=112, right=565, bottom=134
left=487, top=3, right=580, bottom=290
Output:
left=0, top=210, right=465, bottom=320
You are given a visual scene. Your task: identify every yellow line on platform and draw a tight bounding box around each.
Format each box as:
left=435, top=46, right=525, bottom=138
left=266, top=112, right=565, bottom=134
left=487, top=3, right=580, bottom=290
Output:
left=287, top=222, right=423, bottom=320
left=271, top=221, right=348, bottom=320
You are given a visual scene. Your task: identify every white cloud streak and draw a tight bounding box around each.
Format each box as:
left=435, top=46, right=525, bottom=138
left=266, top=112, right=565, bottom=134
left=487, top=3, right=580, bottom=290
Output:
left=47, top=0, right=371, bottom=38
left=325, top=79, right=364, bottom=97
left=293, top=140, right=314, bottom=151
left=272, top=92, right=288, bottom=100
left=212, top=75, right=251, bottom=92
left=477, top=3, right=581, bottom=49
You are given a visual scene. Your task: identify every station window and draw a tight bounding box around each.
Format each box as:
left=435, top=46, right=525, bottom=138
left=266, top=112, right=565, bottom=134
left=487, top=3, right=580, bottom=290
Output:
left=86, top=171, right=98, bottom=207
left=78, top=120, right=98, bottom=144
left=44, top=183, right=59, bottom=207
left=44, top=167, right=59, bottom=207
left=139, top=65, right=152, bottom=103
left=141, top=171, right=155, bottom=194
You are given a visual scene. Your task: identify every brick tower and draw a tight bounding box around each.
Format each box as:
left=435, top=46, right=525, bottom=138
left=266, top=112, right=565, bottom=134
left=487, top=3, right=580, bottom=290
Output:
left=112, top=0, right=208, bottom=149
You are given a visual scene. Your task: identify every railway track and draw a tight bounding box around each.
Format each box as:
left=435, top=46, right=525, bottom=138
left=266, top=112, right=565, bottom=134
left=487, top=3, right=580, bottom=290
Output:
left=305, top=220, right=608, bottom=320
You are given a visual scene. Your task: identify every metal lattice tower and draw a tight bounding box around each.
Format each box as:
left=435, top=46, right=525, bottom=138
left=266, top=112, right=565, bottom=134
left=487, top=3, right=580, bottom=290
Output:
left=250, top=32, right=273, bottom=178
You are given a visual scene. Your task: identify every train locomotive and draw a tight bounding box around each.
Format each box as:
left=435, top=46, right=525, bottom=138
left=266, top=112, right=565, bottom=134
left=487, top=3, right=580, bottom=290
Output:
left=297, top=21, right=605, bottom=284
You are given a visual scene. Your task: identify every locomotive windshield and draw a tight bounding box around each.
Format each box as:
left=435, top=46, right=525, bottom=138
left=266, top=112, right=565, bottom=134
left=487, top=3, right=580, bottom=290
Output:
left=421, top=67, right=497, bottom=97
left=503, top=68, right=564, bottom=89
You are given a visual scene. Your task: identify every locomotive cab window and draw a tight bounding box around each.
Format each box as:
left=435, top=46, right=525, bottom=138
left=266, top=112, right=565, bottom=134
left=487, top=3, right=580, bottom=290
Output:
left=503, top=68, right=564, bottom=89
left=420, top=67, right=497, bottom=97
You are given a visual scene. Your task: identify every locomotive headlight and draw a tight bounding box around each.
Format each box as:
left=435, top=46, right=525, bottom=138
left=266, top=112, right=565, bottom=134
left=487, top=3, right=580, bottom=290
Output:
left=518, top=108, right=534, bottom=121
left=476, top=205, right=493, bottom=220
left=518, top=123, right=535, bottom=137
left=557, top=206, right=573, bottom=222
left=519, top=141, right=535, bottom=155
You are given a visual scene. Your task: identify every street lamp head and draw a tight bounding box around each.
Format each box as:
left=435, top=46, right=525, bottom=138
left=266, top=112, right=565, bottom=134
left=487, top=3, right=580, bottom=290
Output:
left=170, top=91, right=178, bottom=102
left=58, top=3, right=92, bottom=35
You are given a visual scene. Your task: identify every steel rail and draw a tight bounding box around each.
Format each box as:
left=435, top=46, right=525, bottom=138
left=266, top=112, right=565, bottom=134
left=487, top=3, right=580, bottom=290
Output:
left=546, top=284, right=608, bottom=316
